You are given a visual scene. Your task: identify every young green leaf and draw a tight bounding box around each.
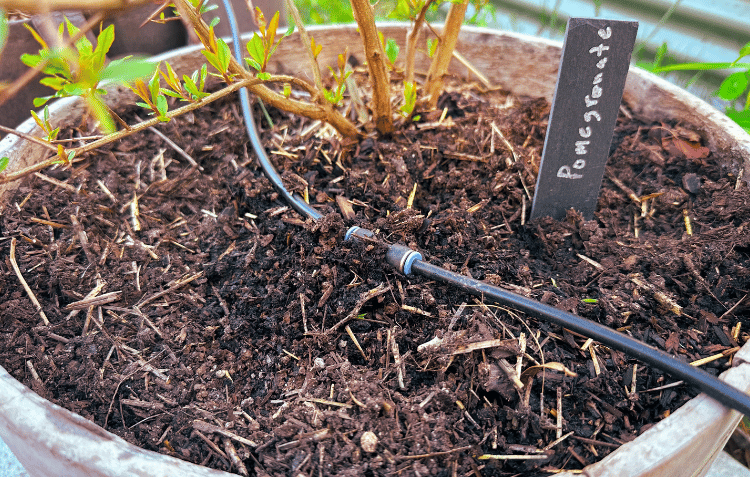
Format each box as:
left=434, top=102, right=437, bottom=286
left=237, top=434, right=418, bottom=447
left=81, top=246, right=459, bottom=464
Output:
left=385, top=38, right=399, bottom=65
left=257, top=72, right=271, bottom=80
left=100, top=57, right=156, bottom=85
left=91, top=25, right=115, bottom=72
left=733, top=41, right=750, bottom=65
left=156, top=94, right=169, bottom=120
left=427, top=38, right=438, bottom=58
left=86, top=91, right=115, bottom=133
left=0, top=156, right=9, bottom=173
left=246, top=34, right=265, bottom=71
left=718, top=71, right=749, bottom=101
left=0, top=9, right=8, bottom=54
left=216, top=37, right=231, bottom=74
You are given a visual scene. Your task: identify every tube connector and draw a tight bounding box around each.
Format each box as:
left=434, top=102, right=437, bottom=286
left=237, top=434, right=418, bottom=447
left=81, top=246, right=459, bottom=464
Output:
left=345, top=226, right=375, bottom=241
left=386, top=244, right=423, bottom=275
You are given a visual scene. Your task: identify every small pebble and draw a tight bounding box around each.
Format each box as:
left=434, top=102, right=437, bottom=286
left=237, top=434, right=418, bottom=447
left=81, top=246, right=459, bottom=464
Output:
left=360, top=431, right=378, bottom=453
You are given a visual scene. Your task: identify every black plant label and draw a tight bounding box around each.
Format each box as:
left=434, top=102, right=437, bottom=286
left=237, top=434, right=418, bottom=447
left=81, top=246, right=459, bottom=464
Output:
left=530, top=18, right=638, bottom=221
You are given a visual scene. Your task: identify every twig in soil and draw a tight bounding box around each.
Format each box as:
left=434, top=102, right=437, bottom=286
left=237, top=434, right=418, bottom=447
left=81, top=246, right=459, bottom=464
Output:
left=132, top=306, right=164, bottom=340
left=398, top=445, right=474, bottom=461
left=192, top=420, right=257, bottom=447
left=326, top=283, right=391, bottom=333
left=345, top=325, right=368, bottom=361
left=69, top=214, right=95, bottom=266
left=556, top=387, right=563, bottom=440
left=34, top=172, right=79, bottom=194
left=569, top=435, right=620, bottom=449
left=9, top=238, right=49, bottom=325
left=720, top=293, right=749, bottom=320
left=476, top=453, right=550, bottom=460
left=303, top=398, right=353, bottom=409
left=491, top=122, right=520, bottom=164
left=589, top=345, right=601, bottom=376
left=26, top=360, right=43, bottom=387
left=145, top=124, right=203, bottom=170
left=498, top=358, right=524, bottom=392
left=389, top=327, right=406, bottom=390
left=135, top=271, right=203, bottom=309
left=120, top=398, right=166, bottom=411
left=130, top=192, right=141, bottom=232
left=193, top=429, right=229, bottom=461
left=544, top=431, right=575, bottom=450
left=629, top=274, right=682, bottom=315
left=222, top=438, right=249, bottom=477
left=690, top=346, right=741, bottom=367
left=65, top=291, right=122, bottom=310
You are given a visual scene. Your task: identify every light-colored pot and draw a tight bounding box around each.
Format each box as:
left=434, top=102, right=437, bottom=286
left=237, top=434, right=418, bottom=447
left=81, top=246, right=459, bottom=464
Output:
left=1, top=23, right=750, bottom=477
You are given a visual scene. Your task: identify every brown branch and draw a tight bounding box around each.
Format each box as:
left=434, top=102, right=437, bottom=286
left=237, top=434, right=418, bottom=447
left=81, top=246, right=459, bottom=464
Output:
left=173, top=0, right=360, bottom=138
left=349, top=0, right=393, bottom=134
left=0, top=124, right=58, bottom=152
left=0, top=0, right=153, bottom=13
left=404, top=0, right=436, bottom=86
left=423, top=0, right=469, bottom=109
left=284, top=0, right=324, bottom=93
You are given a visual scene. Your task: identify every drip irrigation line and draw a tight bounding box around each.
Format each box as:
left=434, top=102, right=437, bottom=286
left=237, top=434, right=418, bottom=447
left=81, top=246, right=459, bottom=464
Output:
left=220, top=0, right=750, bottom=417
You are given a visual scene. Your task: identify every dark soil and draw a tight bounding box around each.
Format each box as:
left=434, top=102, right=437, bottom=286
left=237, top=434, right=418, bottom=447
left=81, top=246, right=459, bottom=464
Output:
left=1, top=82, right=750, bottom=476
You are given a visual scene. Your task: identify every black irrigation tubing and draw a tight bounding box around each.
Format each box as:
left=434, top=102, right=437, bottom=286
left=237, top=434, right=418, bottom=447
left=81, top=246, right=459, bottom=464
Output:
left=219, top=0, right=750, bottom=417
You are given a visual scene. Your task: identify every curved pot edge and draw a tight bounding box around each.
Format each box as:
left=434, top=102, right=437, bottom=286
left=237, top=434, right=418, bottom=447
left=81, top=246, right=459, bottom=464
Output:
left=1, top=23, right=749, bottom=477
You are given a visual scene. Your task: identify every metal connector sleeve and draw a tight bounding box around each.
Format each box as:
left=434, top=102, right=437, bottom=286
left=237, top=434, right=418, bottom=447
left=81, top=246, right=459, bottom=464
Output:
left=386, top=244, right=423, bottom=275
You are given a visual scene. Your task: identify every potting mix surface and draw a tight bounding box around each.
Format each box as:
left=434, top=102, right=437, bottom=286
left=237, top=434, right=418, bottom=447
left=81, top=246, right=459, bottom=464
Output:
left=1, top=80, right=750, bottom=476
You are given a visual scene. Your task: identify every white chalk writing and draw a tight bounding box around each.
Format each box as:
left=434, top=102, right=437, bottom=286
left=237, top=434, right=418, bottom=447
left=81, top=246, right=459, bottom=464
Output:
left=557, top=25, right=613, bottom=180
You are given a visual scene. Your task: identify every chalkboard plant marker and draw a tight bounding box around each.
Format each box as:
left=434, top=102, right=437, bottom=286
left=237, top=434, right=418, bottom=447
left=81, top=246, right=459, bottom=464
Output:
left=530, top=18, right=638, bottom=221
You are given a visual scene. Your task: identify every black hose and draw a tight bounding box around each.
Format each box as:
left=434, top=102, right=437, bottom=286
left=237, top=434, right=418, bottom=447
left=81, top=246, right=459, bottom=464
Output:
left=411, top=259, right=750, bottom=416
left=219, top=0, right=750, bottom=417
left=221, top=0, right=322, bottom=221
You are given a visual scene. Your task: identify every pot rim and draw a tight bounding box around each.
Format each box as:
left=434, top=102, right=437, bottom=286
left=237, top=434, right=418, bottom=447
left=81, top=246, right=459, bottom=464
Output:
left=1, top=23, right=749, bottom=477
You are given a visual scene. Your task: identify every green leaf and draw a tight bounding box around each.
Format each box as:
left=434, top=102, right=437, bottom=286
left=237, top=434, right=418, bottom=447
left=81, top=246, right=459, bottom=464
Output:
left=733, top=41, right=750, bottom=65
left=246, top=57, right=262, bottom=72
left=30, top=110, right=44, bottom=130
left=136, top=101, right=151, bottom=109
left=581, top=298, right=598, bottom=304
left=199, top=64, right=208, bottom=90
left=427, top=38, right=437, bottom=58
left=67, top=150, right=76, bottom=162
left=39, top=76, right=66, bottom=91
left=65, top=19, right=92, bottom=57
left=33, top=96, right=54, bottom=107
left=148, top=69, right=160, bottom=101
left=257, top=72, right=271, bottom=80
left=718, top=71, right=749, bottom=101
left=61, top=82, right=87, bottom=96
left=92, top=25, right=115, bottom=71
left=101, top=57, right=156, bottom=85
left=654, top=42, right=668, bottom=69
left=201, top=50, right=222, bottom=74
left=20, top=53, right=43, bottom=69
left=0, top=9, right=8, bottom=54
left=216, top=37, right=231, bottom=73
left=0, top=156, right=9, bottom=173
left=385, top=38, right=399, bottom=65
left=726, top=107, right=750, bottom=132
left=283, top=83, right=291, bottom=98
left=209, top=17, right=220, bottom=28
left=85, top=92, right=115, bottom=133
left=246, top=34, right=265, bottom=69
left=156, top=93, right=168, bottom=118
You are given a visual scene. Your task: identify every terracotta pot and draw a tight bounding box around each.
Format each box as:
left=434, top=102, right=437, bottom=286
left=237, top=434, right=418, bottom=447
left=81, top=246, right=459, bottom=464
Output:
left=1, top=23, right=750, bottom=477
